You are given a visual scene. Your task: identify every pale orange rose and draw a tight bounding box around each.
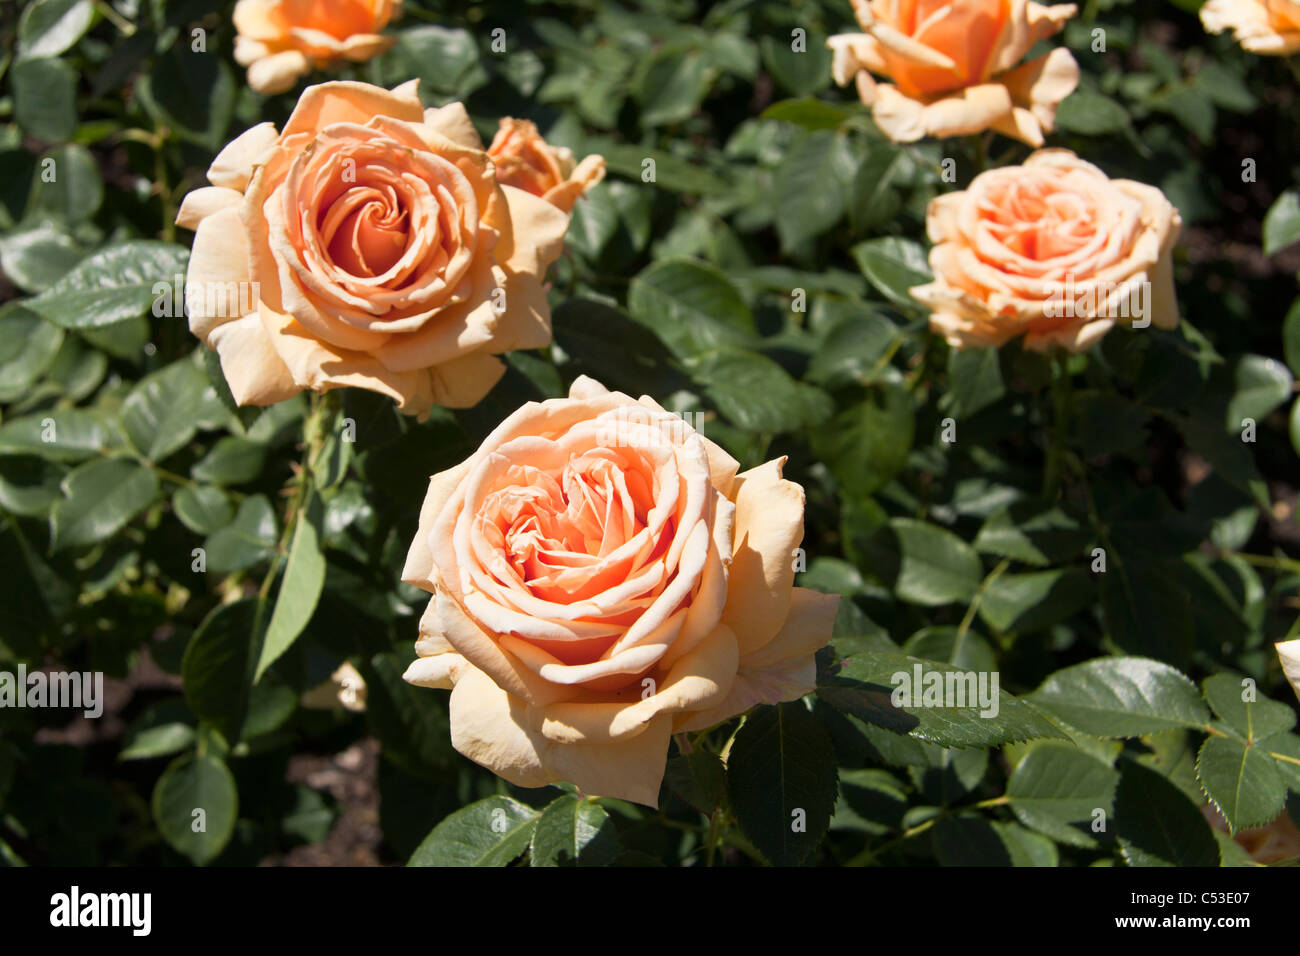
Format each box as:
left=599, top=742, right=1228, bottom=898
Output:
left=910, top=149, right=1181, bottom=352
left=487, top=119, right=607, bottom=214
left=1279, top=639, right=1300, bottom=701
left=1201, top=0, right=1300, bottom=55
left=400, top=376, right=839, bottom=806
left=233, top=0, right=402, bottom=95
left=176, top=81, right=573, bottom=416
left=827, top=0, right=1080, bottom=145
left=1203, top=804, right=1300, bottom=864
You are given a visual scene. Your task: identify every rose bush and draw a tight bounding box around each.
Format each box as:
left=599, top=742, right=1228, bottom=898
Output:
left=2, top=0, right=1299, bottom=871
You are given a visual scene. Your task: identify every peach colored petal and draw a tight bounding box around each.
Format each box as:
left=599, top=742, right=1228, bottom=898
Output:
left=207, top=122, right=279, bottom=192
left=175, top=186, right=243, bottom=231
left=207, top=313, right=300, bottom=406
left=247, top=50, right=311, bottom=95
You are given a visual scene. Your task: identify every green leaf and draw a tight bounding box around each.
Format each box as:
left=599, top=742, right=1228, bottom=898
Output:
left=820, top=651, right=1063, bottom=749
left=203, top=494, right=277, bottom=574
left=979, top=569, right=1093, bottom=634
left=50, top=457, right=160, bottom=551
left=408, top=795, right=540, bottom=866
left=529, top=795, right=622, bottom=867
left=29, top=143, right=104, bottom=225
left=850, top=146, right=910, bottom=233
left=1201, top=673, right=1296, bottom=741
left=760, top=32, right=832, bottom=97
left=774, top=130, right=852, bottom=250
left=811, top=373, right=914, bottom=498
left=760, top=97, right=859, bottom=131
left=192, top=436, right=267, bottom=485
left=868, top=518, right=983, bottom=606
left=0, top=408, right=119, bottom=462
left=973, top=504, right=1090, bottom=567
left=255, top=492, right=326, bottom=681
left=17, top=0, right=93, bottom=61
left=152, top=753, right=238, bottom=865
left=181, top=599, right=258, bottom=743
left=851, top=237, right=931, bottom=307
left=119, top=699, right=196, bottom=762
left=945, top=347, right=1004, bottom=418
left=1283, top=298, right=1300, bottom=378
left=1007, top=742, right=1119, bottom=848
left=932, top=815, right=1057, bottom=866
left=1196, top=734, right=1288, bottom=833
left=1115, top=760, right=1219, bottom=866
left=0, top=303, right=65, bottom=401
left=0, top=224, right=85, bottom=293
left=1263, top=190, right=1300, bottom=256
left=1225, top=354, right=1292, bottom=430
left=1099, top=564, right=1193, bottom=667
left=388, top=25, right=486, bottom=97
left=172, top=485, right=233, bottom=535
left=666, top=750, right=726, bottom=815
left=28, top=241, right=189, bottom=330
left=1056, top=90, right=1130, bottom=135
left=11, top=57, right=78, bottom=143
left=122, top=357, right=211, bottom=462
left=0, top=455, right=66, bottom=516
left=628, top=259, right=756, bottom=358
left=807, top=311, right=899, bottom=388
left=686, top=348, right=831, bottom=433
left=726, top=702, right=838, bottom=865
left=637, top=47, right=714, bottom=126
left=1028, top=657, right=1211, bottom=738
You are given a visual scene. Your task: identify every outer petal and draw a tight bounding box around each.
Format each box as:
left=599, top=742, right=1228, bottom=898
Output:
left=720, top=457, right=805, bottom=655
left=247, top=50, right=312, bottom=96
left=185, top=205, right=251, bottom=340
left=175, top=186, right=243, bottom=233
left=206, top=122, right=279, bottom=192
left=207, top=313, right=300, bottom=405
left=1278, top=639, right=1300, bottom=701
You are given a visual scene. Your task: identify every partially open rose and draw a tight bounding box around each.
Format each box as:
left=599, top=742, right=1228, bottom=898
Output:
left=233, top=0, right=402, bottom=95
left=1201, top=0, right=1300, bottom=55
left=487, top=119, right=607, bottom=214
left=176, top=81, right=574, bottom=415
left=828, top=0, right=1080, bottom=145
left=910, top=149, right=1181, bottom=352
left=400, top=376, right=839, bottom=806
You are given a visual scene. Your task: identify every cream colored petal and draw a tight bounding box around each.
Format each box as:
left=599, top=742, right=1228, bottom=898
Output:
left=280, top=81, right=426, bottom=140
left=741, top=588, right=838, bottom=670
left=424, top=102, right=485, bottom=149
left=869, top=84, right=929, bottom=142
left=207, top=313, right=300, bottom=406
left=675, top=657, right=818, bottom=732
left=429, top=349, right=506, bottom=409
left=721, top=457, right=805, bottom=655
left=206, top=122, right=279, bottom=192
left=338, top=33, right=395, bottom=62
left=916, top=83, right=1015, bottom=140
left=400, top=460, right=473, bottom=589
left=247, top=50, right=311, bottom=96
left=537, top=624, right=739, bottom=745
left=175, top=186, right=243, bottom=231
left=497, top=184, right=569, bottom=276
left=403, top=651, right=467, bottom=689
left=185, top=205, right=251, bottom=340
left=1278, top=639, right=1300, bottom=702
left=233, top=36, right=271, bottom=67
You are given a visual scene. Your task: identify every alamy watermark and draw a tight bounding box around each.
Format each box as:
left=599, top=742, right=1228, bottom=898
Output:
left=0, top=665, right=103, bottom=718
left=1042, top=275, right=1152, bottom=328
left=890, top=664, right=1000, bottom=718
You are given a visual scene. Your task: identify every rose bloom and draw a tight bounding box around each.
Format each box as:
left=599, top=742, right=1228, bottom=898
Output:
left=909, top=149, right=1181, bottom=352
left=1201, top=0, right=1300, bottom=55
left=487, top=119, right=607, bottom=214
left=176, top=80, right=578, bottom=416
left=400, top=376, right=839, bottom=805
left=828, top=0, right=1080, bottom=145
left=233, top=0, right=402, bottom=95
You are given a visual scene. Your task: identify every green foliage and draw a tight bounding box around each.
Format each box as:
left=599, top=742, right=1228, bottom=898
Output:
left=1, top=0, right=1298, bottom=871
